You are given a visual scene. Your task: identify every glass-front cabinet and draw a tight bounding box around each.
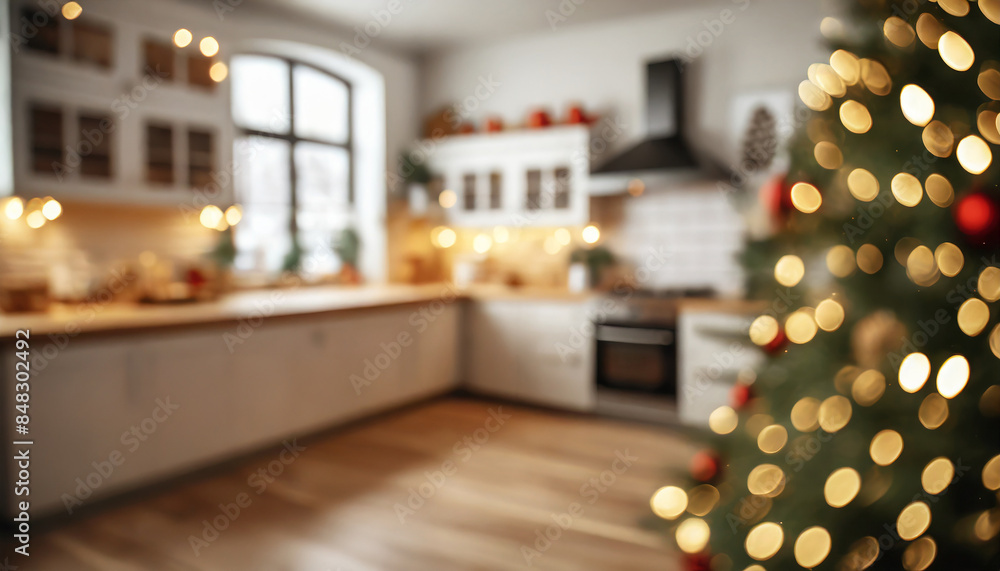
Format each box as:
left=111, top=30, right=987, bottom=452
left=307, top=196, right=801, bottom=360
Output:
left=10, top=1, right=232, bottom=205
left=428, top=125, right=590, bottom=228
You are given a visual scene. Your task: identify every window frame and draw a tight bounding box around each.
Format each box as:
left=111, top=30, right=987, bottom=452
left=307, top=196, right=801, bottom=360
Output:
left=232, top=54, right=354, bottom=244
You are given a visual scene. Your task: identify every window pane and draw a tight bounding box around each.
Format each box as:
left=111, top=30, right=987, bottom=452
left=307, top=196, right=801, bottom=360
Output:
left=73, top=20, right=113, bottom=68
left=79, top=114, right=112, bottom=178
left=295, top=142, right=349, bottom=208
left=143, top=40, right=174, bottom=81
left=293, top=65, right=348, bottom=143
left=146, top=124, right=173, bottom=184
left=235, top=136, right=291, bottom=206
left=30, top=105, right=63, bottom=174
left=234, top=137, right=292, bottom=272
left=231, top=56, right=290, bottom=134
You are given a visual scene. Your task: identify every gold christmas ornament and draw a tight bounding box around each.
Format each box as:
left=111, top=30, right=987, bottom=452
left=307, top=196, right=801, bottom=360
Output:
left=851, top=311, right=906, bottom=369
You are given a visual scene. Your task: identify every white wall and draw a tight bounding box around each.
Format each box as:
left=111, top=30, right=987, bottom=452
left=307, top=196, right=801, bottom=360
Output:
left=420, top=0, right=826, bottom=166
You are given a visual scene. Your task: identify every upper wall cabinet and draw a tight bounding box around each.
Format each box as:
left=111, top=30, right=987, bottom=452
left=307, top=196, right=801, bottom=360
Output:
left=9, top=1, right=233, bottom=206
left=426, top=126, right=590, bottom=228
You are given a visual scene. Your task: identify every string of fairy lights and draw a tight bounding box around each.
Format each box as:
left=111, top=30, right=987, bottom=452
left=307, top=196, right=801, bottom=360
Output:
left=650, top=1, right=1000, bottom=568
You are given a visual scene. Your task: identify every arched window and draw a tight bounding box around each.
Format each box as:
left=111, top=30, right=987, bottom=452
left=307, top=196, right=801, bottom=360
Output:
left=230, top=54, right=353, bottom=274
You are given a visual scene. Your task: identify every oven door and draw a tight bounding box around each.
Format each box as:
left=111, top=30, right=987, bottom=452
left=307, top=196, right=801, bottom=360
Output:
left=595, top=324, right=676, bottom=397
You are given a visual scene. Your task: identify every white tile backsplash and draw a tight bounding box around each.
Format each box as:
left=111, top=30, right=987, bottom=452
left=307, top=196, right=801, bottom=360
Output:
left=598, top=180, right=746, bottom=296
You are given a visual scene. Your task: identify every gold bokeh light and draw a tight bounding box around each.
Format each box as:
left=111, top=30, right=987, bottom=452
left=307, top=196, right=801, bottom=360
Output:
left=650, top=486, right=687, bottom=520
left=791, top=182, right=823, bottom=213
left=870, top=429, right=904, bottom=466
left=957, top=298, right=990, bottom=336
left=852, top=369, right=886, bottom=407
left=935, top=242, right=964, bottom=276
left=675, top=518, right=710, bottom=554
left=924, top=173, right=955, bottom=206
left=896, top=501, right=932, bottom=540
left=709, top=406, right=738, bottom=435
left=891, top=173, right=923, bottom=207
left=919, top=393, right=950, bottom=429
left=757, top=425, right=788, bottom=454
left=899, top=352, right=931, bottom=392
left=827, top=245, right=857, bottom=278
left=824, top=467, right=861, bottom=508
left=936, top=355, right=970, bottom=399
left=840, top=100, right=872, bottom=133
left=921, top=457, right=955, bottom=495
left=793, top=527, right=832, bottom=568
left=901, top=85, right=935, bottom=126
left=957, top=135, right=992, bottom=174
left=775, top=254, right=805, bottom=287
left=847, top=168, right=879, bottom=201
left=857, top=244, right=884, bottom=274
left=939, top=31, right=975, bottom=71
left=745, top=522, right=784, bottom=561
left=818, top=395, right=852, bottom=432
left=786, top=309, right=818, bottom=344
left=791, top=397, right=821, bottom=432
left=979, top=267, right=1000, bottom=302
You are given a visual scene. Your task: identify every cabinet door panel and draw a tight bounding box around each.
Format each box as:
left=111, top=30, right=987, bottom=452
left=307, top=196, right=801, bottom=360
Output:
left=413, top=303, right=459, bottom=398
left=8, top=339, right=134, bottom=514
left=133, top=330, right=234, bottom=476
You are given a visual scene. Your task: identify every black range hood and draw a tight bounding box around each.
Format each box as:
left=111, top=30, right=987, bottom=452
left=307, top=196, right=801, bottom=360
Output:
left=592, top=59, right=699, bottom=174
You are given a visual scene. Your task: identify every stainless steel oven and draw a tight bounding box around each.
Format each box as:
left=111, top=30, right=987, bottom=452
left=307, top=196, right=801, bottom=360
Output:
left=595, top=322, right=677, bottom=397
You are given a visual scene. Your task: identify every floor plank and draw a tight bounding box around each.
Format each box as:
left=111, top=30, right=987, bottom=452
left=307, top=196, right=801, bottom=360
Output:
left=25, top=397, right=694, bottom=570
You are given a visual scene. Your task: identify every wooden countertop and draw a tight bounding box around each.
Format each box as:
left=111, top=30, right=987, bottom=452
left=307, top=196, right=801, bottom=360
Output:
left=0, top=283, right=597, bottom=339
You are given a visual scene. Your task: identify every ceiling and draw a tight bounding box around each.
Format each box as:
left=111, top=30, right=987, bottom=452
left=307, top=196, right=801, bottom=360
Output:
left=239, top=0, right=693, bottom=52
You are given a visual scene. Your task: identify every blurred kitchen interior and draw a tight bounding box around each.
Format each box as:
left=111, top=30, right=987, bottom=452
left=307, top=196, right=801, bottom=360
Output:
left=0, top=0, right=829, bottom=569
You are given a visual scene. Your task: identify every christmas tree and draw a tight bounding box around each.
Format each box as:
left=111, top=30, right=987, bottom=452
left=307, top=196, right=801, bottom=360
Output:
left=652, top=1, right=1000, bottom=569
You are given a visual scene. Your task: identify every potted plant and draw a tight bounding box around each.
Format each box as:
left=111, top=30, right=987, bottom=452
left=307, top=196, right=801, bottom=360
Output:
left=333, top=227, right=362, bottom=285
left=400, top=151, right=433, bottom=215
left=569, top=246, right=615, bottom=289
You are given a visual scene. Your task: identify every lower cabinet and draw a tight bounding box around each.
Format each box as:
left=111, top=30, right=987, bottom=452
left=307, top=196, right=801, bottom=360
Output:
left=465, top=298, right=595, bottom=411
left=677, top=309, right=764, bottom=426
left=4, top=302, right=460, bottom=517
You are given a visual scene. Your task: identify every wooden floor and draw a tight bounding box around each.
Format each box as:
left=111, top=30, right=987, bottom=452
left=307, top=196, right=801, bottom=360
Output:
left=24, top=397, right=693, bottom=570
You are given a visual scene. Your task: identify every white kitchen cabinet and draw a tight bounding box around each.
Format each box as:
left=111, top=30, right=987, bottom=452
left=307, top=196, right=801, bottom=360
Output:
left=5, top=337, right=139, bottom=515
left=9, top=0, right=233, bottom=205
left=130, top=330, right=237, bottom=478
left=3, top=301, right=460, bottom=518
left=677, top=309, right=764, bottom=426
left=465, top=298, right=595, bottom=411
left=426, top=126, right=590, bottom=228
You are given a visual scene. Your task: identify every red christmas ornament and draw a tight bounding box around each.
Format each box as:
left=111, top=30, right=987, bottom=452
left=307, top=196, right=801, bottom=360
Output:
left=763, top=327, right=788, bottom=355
left=731, top=383, right=753, bottom=410
left=954, top=192, right=998, bottom=239
left=683, top=553, right=712, bottom=570
left=690, top=450, right=720, bottom=482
